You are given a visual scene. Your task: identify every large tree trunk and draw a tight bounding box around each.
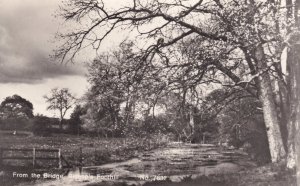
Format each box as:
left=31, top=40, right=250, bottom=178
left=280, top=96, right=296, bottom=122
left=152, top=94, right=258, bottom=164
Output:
left=256, top=45, right=286, bottom=162
left=277, top=79, right=289, bottom=151
left=284, top=0, right=300, bottom=170
left=189, top=90, right=195, bottom=140
left=286, top=42, right=300, bottom=177
left=258, top=75, right=286, bottom=162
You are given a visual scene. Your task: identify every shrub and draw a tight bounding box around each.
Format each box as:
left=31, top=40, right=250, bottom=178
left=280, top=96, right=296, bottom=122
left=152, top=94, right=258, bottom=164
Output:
left=67, top=105, right=86, bottom=135
left=141, top=115, right=171, bottom=134
left=32, top=116, right=53, bottom=136
left=0, top=118, right=32, bottom=131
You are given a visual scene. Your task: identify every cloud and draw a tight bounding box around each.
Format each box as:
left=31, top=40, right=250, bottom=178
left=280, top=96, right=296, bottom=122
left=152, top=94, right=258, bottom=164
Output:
left=0, top=0, right=85, bottom=84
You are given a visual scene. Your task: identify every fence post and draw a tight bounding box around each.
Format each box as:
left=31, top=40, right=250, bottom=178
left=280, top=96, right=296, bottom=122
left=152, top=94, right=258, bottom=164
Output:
left=32, top=148, right=36, bottom=168
left=0, top=148, right=3, bottom=167
left=58, top=149, right=62, bottom=169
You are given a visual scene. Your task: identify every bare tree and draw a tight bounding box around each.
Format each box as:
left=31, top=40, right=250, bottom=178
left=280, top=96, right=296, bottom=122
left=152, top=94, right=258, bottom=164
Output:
left=44, top=88, right=77, bottom=131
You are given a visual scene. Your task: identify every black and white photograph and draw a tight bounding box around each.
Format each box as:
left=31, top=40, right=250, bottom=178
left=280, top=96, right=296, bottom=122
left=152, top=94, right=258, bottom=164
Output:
left=0, top=0, right=300, bottom=185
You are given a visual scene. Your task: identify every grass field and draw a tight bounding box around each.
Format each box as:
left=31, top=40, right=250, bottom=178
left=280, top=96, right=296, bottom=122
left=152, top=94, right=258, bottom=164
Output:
left=0, top=131, right=169, bottom=168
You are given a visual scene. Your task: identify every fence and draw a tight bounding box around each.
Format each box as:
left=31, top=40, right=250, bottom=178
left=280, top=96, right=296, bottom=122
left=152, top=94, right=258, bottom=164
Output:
left=0, top=148, right=69, bottom=168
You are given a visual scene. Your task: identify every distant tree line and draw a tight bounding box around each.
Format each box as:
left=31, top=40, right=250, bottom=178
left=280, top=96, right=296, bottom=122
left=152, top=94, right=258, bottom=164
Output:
left=0, top=90, right=78, bottom=136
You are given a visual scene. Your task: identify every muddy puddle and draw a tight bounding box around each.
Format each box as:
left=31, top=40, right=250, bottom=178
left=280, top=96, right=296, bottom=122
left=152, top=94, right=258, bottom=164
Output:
left=31, top=142, right=255, bottom=186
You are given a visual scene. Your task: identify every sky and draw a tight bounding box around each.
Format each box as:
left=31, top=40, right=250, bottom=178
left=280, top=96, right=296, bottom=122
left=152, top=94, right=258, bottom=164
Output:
left=0, top=0, right=228, bottom=118
left=0, top=0, right=169, bottom=118
left=0, top=0, right=90, bottom=117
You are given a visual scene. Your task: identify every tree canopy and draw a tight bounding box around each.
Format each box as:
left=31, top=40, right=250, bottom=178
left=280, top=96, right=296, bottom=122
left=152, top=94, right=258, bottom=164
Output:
left=0, top=94, right=34, bottom=119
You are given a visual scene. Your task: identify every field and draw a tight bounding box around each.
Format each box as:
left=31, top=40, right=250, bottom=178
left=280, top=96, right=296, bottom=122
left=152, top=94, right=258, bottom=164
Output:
left=0, top=131, right=169, bottom=168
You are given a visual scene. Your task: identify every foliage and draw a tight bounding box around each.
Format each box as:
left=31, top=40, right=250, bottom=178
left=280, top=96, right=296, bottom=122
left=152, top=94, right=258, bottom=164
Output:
left=201, top=87, right=271, bottom=164
left=128, top=115, right=172, bottom=137
left=158, top=92, right=193, bottom=141
left=142, top=115, right=171, bottom=134
left=0, top=95, right=33, bottom=118
left=67, top=105, right=87, bottom=134
left=83, top=43, right=153, bottom=137
left=0, top=95, right=34, bottom=130
left=81, top=95, right=120, bottom=137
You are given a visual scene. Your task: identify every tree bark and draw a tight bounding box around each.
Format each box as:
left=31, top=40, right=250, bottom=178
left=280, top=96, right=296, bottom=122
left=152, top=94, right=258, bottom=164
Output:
left=286, top=43, right=300, bottom=177
left=255, top=45, right=286, bottom=162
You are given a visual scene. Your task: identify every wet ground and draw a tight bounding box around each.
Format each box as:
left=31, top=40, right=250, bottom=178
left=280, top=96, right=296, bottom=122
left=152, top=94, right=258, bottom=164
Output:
left=31, top=142, right=256, bottom=186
